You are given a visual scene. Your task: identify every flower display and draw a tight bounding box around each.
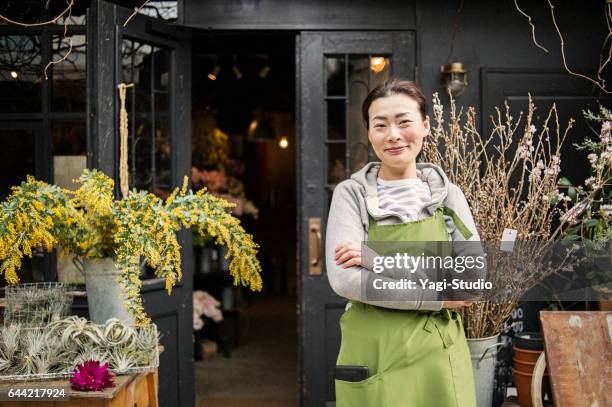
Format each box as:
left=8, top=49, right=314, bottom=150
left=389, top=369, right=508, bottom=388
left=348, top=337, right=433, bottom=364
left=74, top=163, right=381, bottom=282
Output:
left=192, top=122, right=259, bottom=221
left=70, top=361, right=115, bottom=391
left=191, top=164, right=259, bottom=220
left=0, top=169, right=262, bottom=326
left=193, top=290, right=223, bottom=330
left=559, top=106, right=611, bottom=253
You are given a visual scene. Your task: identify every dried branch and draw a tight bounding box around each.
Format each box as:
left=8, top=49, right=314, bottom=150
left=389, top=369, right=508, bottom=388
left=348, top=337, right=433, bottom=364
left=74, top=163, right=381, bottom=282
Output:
left=42, top=2, right=73, bottom=80
left=123, top=0, right=151, bottom=27
left=422, top=92, right=576, bottom=337
left=0, top=0, right=75, bottom=80
left=547, top=0, right=611, bottom=94
left=597, top=2, right=612, bottom=84
left=514, top=0, right=549, bottom=53
left=1, top=0, right=149, bottom=81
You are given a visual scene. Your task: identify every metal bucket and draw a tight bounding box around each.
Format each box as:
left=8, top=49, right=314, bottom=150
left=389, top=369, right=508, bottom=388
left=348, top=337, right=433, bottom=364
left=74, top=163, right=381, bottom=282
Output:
left=467, top=334, right=504, bottom=407
left=84, top=257, right=134, bottom=325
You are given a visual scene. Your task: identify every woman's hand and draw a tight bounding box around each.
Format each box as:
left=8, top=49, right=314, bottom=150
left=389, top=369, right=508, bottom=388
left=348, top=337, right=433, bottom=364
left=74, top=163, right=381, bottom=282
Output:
left=442, top=301, right=474, bottom=308
left=334, top=242, right=362, bottom=269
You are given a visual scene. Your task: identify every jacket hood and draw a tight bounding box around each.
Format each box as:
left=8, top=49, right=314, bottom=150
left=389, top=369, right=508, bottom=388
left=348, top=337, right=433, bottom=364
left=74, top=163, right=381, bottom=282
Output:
left=349, top=162, right=450, bottom=220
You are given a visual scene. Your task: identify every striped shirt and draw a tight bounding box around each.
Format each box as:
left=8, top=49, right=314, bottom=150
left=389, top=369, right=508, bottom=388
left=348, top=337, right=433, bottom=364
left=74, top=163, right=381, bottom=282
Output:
left=376, top=177, right=432, bottom=223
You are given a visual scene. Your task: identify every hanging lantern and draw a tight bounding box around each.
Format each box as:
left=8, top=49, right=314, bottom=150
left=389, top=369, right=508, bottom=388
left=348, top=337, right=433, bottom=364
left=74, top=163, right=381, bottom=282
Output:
left=440, top=62, right=468, bottom=97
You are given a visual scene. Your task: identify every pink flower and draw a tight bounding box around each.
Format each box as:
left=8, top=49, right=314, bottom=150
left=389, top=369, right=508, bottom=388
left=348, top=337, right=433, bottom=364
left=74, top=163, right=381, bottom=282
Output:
left=193, top=290, right=223, bottom=327
left=193, top=312, right=204, bottom=330
left=202, top=170, right=227, bottom=192
left=70, top=361, right=115, bottom=391
left=191, top=166, right=206, bottom=188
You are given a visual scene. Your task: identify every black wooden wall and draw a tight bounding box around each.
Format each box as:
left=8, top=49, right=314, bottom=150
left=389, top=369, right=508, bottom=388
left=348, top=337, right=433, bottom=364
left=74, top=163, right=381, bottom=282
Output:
left=180, top=0, right=609, bottom=119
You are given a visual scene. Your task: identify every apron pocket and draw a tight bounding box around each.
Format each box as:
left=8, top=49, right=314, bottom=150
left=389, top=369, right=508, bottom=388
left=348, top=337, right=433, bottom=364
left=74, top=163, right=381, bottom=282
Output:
left=335, top=372, right=386, bottom=407
left=448, top=345, right=477, bottom=407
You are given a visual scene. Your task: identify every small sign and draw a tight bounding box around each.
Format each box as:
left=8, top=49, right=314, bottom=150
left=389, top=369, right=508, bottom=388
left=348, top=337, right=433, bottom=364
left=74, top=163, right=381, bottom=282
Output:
left=500, top=228, right=518, bottom=252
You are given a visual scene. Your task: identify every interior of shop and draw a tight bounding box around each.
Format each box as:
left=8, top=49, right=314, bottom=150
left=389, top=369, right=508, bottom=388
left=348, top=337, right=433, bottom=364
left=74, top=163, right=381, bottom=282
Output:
left=189, top=32, right=299, bottom=407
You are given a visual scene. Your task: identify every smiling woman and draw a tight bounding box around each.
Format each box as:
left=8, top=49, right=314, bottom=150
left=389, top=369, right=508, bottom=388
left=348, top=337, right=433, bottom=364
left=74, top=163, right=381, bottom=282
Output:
left=325, top=79, right=486, bottom=406
left=362, top=82, right=430, bottom=180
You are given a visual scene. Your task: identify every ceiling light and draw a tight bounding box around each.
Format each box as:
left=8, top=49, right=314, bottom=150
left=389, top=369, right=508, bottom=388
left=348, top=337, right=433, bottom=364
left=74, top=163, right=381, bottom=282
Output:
left=370, top=57, right=387, bottom=73
left=208, top=64, right=220, bottom=81
left=248, top=120, right=258, bottom=135
left=279, top=136, right=289, bottom=149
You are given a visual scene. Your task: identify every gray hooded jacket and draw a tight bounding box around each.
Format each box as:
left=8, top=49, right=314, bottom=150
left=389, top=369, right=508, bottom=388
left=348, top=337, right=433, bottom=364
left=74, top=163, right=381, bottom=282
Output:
left=325, top=162, right=484, bottom=311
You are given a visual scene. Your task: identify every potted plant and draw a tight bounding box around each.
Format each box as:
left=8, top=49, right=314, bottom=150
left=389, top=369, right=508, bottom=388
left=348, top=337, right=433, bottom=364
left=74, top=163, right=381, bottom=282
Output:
left=422, top=93, right=576, bottom=406
left=558, top=105, right=612, bottom=309
left=0, top=169, right=262, bottom=326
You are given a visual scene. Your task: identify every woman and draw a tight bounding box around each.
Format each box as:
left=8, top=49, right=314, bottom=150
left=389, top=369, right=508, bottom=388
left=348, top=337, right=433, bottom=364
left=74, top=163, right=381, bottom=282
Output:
left=325, top=79, right=484, bottom=407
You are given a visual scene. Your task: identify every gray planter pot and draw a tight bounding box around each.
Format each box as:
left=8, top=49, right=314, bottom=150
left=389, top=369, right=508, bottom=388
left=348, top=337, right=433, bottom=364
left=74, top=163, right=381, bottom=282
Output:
left=467, top=334, right=504, bottom=407
left=84, top=257, right=134, bottom=325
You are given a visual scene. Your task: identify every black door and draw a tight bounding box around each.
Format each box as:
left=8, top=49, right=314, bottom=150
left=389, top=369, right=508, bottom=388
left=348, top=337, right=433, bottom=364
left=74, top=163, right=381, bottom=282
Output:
left=86, top=1, right=193, bottom=406
left=298, top=31, right=415, bottom=406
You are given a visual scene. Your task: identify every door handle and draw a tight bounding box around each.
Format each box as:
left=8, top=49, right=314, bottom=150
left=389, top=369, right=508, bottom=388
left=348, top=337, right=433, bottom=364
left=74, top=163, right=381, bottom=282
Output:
left=308, top=218, right=321, bottom=275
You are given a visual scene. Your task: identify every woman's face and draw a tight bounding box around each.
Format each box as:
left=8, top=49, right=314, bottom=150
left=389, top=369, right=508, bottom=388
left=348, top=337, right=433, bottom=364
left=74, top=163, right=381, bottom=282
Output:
left=367, top=93, right=430, bottom=169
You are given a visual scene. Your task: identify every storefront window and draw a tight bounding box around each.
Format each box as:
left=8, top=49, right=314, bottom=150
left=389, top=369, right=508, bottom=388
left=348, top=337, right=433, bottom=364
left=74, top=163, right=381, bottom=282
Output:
left=0, top=1, right=45, bottom=25
left=0, top=35, right=42, bottom=112
left=0, top=127, right=36, bottom=199
left=51, top=34, right=86, bottom=112
left=324, top=54, right=390, bottom=186
left=122, top=38, right=172, bottom=197
left=52, top=121, right=86, bottom=155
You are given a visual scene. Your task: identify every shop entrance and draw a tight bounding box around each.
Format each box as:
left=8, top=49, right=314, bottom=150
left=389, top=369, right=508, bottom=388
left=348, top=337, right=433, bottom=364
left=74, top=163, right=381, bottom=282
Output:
left=190, top=32, right=298, bottom=407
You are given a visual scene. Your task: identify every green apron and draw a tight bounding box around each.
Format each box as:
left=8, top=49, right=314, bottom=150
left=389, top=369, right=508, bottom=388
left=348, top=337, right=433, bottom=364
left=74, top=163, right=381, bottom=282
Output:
left=335, top=207, right=477, bottom=407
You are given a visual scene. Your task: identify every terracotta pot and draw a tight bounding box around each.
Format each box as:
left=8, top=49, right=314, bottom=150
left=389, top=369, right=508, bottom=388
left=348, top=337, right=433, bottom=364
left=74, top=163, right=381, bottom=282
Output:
left=513, top=357, right=549, bottom=375
left=514, top=331, right=543, bottom=351
left=513, top=357, right=536, bottom=374
left=513, top=346, right=542, bottom=363
left=513, top=341, right=548, bottom=407
left=597, top=300, right=612, bottom=311
left=512, top=368, right=549, bottom=407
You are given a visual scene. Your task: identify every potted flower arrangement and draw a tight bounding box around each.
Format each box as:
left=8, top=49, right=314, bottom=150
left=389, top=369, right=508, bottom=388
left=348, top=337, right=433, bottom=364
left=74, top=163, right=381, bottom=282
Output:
left=192, top=290, right=223, bottom=360
left=0, top=169, right=262, bottom=326
left=421, top=93, right=576, bottom=406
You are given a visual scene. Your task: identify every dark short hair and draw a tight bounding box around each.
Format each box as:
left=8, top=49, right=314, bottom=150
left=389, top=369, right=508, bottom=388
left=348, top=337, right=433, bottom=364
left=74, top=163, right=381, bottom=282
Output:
left=361, top=79, right=428, bottom=127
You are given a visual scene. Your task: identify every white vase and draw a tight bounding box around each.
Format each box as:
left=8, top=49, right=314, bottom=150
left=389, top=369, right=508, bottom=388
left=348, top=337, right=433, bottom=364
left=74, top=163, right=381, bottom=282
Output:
left=84, top=257, right=134, bottom=325
left=467, top=334, right=504, bottom=407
